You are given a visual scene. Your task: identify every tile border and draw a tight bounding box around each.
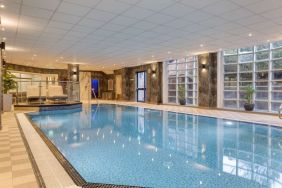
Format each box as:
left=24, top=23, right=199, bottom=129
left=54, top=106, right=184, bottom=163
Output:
left=14, top=114, right=46, bottom=188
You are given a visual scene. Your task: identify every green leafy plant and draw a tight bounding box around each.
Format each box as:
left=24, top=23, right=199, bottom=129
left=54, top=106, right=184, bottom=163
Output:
left=3, top=71, right=17, bottom=94
left=245, top=85, right=255, bottom=104
left=178, top=85, right=185, bottom=100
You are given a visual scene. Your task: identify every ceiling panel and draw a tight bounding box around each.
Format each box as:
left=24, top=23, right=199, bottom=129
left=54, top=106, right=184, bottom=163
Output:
left=1, top=0, right=282, bottom=71
left=57, top=1, right=91, bottom=16
left=22, top=0, right=61, bottom=10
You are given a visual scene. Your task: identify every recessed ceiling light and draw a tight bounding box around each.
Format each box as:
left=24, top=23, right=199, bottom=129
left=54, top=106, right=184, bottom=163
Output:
left=33, top=54, right=37, bottom=57
left=2, top=37, right=6, bottom=41
left=151, top=55, right=154, bottom=58
left=0, top=4, right=5, bottom=9
left=248, top=33, right=252, bottom=37
left=200, top=44, right=204, bottom=47
left=1, top=27, right=5, bottom=31
left=267, top=39, right=270, bottom=42
left=167, top=51, right=171, bottom=54
left=60, top=56, right=63, bottom=59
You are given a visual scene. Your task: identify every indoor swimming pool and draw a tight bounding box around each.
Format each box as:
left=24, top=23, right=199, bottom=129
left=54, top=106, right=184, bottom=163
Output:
left=28, top=104, right=282, bottom=188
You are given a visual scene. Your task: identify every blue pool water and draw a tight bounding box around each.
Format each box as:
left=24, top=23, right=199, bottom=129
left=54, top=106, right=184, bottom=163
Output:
left=29, top=104, right=282, bottom=188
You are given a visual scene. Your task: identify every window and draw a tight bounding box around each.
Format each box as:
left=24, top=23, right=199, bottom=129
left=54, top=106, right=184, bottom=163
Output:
left=223, top=41, right=282, bottom=112
left=166, top=57, right=198, bottom=106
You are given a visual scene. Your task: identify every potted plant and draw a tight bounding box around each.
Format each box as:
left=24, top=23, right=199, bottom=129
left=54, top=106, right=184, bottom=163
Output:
left=244, top=85, right=255, bottom=111
left=178, top=85, right=186, bottom=105
left=3, top=71, right=17, bottom=112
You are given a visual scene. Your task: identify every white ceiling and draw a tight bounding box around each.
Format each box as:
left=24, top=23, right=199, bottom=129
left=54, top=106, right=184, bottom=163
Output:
left=1, top=0, right=282, bottom=70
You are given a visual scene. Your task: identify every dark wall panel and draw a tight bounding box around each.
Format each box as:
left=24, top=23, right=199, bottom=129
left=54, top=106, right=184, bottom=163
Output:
left=198, top=53, right=217, bottom=108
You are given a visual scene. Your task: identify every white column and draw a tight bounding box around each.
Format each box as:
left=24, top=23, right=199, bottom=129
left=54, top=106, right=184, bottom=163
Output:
left=217, top=51, right=224, bottom=108
left=162, top=61, right=168, bottom=104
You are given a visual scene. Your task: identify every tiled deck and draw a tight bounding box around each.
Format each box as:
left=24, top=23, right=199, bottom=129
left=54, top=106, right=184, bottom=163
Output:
left=0, top=101, right=281, bottom=188
left=0, top=112, right=38, bottom=188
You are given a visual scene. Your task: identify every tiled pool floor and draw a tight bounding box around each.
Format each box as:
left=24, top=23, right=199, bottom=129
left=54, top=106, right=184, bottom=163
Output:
left=0, top=101, right=281, bottom=188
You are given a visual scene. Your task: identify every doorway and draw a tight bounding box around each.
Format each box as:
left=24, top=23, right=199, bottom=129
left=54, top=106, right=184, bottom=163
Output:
left=91, top=79, right=99, bottom=98
left=136, top=71, right=146, bottom=102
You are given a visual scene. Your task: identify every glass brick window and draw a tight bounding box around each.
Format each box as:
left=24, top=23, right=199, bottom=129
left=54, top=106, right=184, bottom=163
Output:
left=166, top=56, right=198, bottom=106
left=223, top=41, right=282, bottom=112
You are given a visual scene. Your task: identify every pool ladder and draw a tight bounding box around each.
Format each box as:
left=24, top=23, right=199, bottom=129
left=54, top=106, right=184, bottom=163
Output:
left=279, top=104, right=282, bottom=119
left=91, top=88, right=99, bottom=106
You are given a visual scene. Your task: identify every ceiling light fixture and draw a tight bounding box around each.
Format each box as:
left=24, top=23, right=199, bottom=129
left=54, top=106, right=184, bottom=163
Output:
left=200, top=44, right=204, bottom=47
left=0, top=4, right=5, bottom=9
left=1, top=27, right=5, bottom=31
left=6, top=46, right=25, bottom=52
left=167, top=51, right=171, bottom=54
left=2, top=37, right=6, bottom=41
left=248, top=33, right=252, bottom=37
left=267, top=39, right=270, bottom=42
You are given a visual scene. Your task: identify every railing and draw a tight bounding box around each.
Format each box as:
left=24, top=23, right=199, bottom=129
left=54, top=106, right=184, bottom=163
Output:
left=279, top=104, right=282, bottom=119
left=11, top=80, right=80, bottom=105
left=91, top=88, right=99, bottom=105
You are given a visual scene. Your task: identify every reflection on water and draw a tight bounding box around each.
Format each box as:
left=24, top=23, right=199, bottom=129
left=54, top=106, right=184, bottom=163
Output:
left=29, top=105, right=282, bottom=188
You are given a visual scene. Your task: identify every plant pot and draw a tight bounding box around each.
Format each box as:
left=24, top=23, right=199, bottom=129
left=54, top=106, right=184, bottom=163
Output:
left=179, top=99, right=186, bottom=105
left=3, top=94, right=13, bottom=112
left=244, top=103, right=254, bottom=111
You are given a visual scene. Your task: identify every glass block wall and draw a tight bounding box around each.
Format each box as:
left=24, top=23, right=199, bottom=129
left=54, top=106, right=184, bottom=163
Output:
left=166, top=56, right=198, bottom=106
left=223, top=41, right=282, bottom=112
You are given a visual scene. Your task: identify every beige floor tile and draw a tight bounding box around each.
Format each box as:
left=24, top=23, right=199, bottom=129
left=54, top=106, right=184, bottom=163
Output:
left=12, top=174, right=36, bottom=186
left=0, top=178, right=13, bottom=188
left=0, top=171, right=12, bottom=180
left=13, top=181, right=38, bottom=188
left=12, top=163, right=32, bottom=171
left=0, top=161, right=11, bottom=167
left=11, top=159, right=30, bottom=166
left=0, top=166, right=12, bottom=173
left=10, top=148, right=26, bottom=153
left=0, top=157, right=10, bottom=163
left=11, top=154, right=28, bottom=161
left=11, top=151, right=26, bottom=156
left=0, top=153, right=10, bottom=158
left=12, top=168, right=33, bottom=178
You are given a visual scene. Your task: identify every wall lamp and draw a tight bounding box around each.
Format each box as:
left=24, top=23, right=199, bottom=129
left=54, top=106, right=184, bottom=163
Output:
left=151, top=63, right=157, bottom=78
left=201, top=64, right=207, bottom=69
left=0, top=42, right=5, bottom=50
left=2, top=59, right=6, bottom=66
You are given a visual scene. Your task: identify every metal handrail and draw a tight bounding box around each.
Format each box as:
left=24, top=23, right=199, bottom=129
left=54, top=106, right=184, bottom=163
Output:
left=279, top=104, right=282, bottom=119
left=91, top=88, right=99, bottom=106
